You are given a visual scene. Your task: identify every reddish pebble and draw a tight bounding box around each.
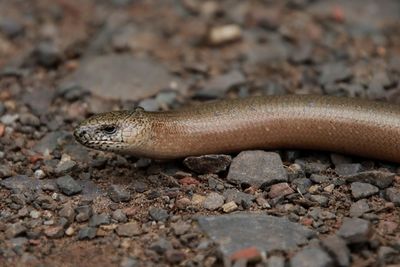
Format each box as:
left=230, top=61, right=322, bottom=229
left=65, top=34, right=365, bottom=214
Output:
left=332, top=6, right=345, bottom=22
left=230, top=246, right=261, bottom=263
left=268, top=183, right=294, bottom=198
left=29, top=154, right=44, bottom=164
left=300, top=217, right=313, bottom=226
left=179, top=177, right=200, bottom=186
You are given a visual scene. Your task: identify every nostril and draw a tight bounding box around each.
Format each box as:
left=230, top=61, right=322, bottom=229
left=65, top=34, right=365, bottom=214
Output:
left=80, top=130, right=86, bottom=136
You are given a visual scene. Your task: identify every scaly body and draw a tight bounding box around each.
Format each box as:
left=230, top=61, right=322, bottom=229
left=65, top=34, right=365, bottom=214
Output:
left=74, top=95, right=400, bottom=162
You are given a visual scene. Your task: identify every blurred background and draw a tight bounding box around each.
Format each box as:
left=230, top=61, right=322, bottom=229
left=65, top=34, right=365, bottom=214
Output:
left=1, top=0, right=400, bottom=115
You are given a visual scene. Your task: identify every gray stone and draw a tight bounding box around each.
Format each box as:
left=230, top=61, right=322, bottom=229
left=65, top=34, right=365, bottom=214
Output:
left=290, top=246, right=334, bottom=267
left=183, top=154, right=232, bottom=174
left=54, top=157, right=77, bottom=175
left=1, top=175, right=43, bottom=192
left=112, top=209, right=127, bottom=223
left=203, top=192, right=225, bottom=211
left=337, top=217, right=371, bottom=244
left=349, top=199, right=370, bottom=217
left=223, top=189, right=255, bottom=207
left=56, top=176, right=82, bottom=196
left=321, top=235, right=350, bottom=267
left=197, top=70, right=246, bottom=99
left=138, top=98, right=159, bottom=111
left=309, top=195, right=329, bottom=207
left=267, top=256, right=285, bottom=267
left=149, top=238, right=173, bottom=254
left=385, top=188, right=400, bottom=206
left=319, top=62, right=352, bottom=85
left=335, top=163, right=362, bottom=176
left=0, top=18, right=24, bottom=38
left=197, top=213, right=315, bottom=256
left=89, top=213, right=110, bottom=227
left=5, top=222, right=27, bottom=239
left=343, top=171, right=394, bottom=189
left=155, top=91, right=177, bottom=106
left=0, top=164, right=12, bottom=178
left=33, top=131, right=69, bottom=155
left=35, top=42, right=62, bottom=68
left=304, top=163, right=330, bottom=175
left=292, top=178, right=312, bottom=194
left=75, top=205, right=92, bottom=222
left=149, top=208, right=169, bottom=222
left=310, top=174, right=330, bottom=184
left=350, top=182, right=379, bottom=199
left=227, top=151, right=287, bottom=188
left=63, top=55, right=184, bottom=101
left=108, top=185, right=131, bottom=202
left=59, top=203, right=75, bottom=224
left=78, top=227, right=97, bottom=240
left=115, top=222, right=141, bottom=237
left=19, top=113, right=40, bottom=127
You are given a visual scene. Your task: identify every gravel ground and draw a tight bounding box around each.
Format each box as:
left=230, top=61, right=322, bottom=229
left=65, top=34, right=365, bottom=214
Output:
left=1, top=0, right=400, bottom=266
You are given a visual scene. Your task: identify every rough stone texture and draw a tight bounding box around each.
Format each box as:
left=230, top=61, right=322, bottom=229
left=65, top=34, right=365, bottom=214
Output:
left=63, top=55, right=184, bottom=101
left=56, top=176, right=82, bottom=196
left=227, top=151, right=287, bottom=188
left=183, top=154, right=232, bottom=174
left=203, top=192, right=225, bottom=211
left=115, top=222, right=141, bottom=237
left=108, top=185, right=131, bottom=202
left=350, top=182, right=379, bottom=199
left=290, top=246, right=334, bottom=267
left=385, top=188, right=400, bottom=206
left=349, top=199, right=370, bottom=217
left=343, top=171, right=394, bottom=189
left=335, top=163, right=362, bottom=176
left=321, top=235, right=351, bottom=267
left=197, top=213, right=315, bottom=256
left=337, top=217, right=371, bottom=244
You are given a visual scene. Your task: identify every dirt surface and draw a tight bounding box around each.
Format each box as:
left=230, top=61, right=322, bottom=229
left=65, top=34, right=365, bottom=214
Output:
left=0, top=0, right=400, bottom=266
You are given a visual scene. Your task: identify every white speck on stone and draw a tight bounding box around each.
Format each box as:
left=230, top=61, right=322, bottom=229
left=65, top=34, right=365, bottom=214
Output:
left=34, top=169, right=46, bottom=179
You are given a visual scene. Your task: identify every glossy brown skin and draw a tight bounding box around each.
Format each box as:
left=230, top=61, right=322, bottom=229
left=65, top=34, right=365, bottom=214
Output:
left=74, top=95, right=400, bottom=162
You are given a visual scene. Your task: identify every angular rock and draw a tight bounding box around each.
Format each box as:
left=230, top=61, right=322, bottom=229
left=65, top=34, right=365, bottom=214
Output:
left=115, top=222, right=141, bottom=237
left=0, top=164, right=12, bottom=178
left=343, top=171, right=394, bottom=189
left=292, top=178, right=312, bottom=194
left=349, top=199, right=370, bottom=217
left=310, top=174, right=330, bottom=184
left=63, top=55, right=183, bottom=101
left=33, top=131, right=69, bottom=155
left=112, top=209, right=128, bottom=223
left=197, top=213, right=315, bottom=256
left=44, top=226, right=64, bottom=238
left=337, top=217, right=371, bottom=244
left=89, top=213, right=110, bottom=227
left=350, top=182, right=379, bottom=199
left=183, top=154, right=232, bottom=174
left=335, top=163, right=362, bottom=176
left=385, top=188, right=400, bottom=206
left=56, top=176, right=82, bottom=196
left=290, top=246, right=333, bottom=267
left=108, top=185, right=131, bottom=202
left=223, top=189, right=255, bottom=207
left=321, top=235, right=350, bottom=267
left=75, top=205, right=93, bottom=222
left=227, top=151, right=287, bottom=188
left=149, top=208, right=169, bottom=222
left=269, top=183, right=295, bottom=198
left=78, top=227, right=97, bottom=240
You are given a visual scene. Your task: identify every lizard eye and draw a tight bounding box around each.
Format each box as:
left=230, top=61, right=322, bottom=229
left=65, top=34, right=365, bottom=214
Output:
left=102, top=125, right=117, bottom=135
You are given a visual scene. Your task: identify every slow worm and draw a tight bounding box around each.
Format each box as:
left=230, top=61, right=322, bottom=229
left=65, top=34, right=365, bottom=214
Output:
left=74, top=95, right=400, bottom=162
